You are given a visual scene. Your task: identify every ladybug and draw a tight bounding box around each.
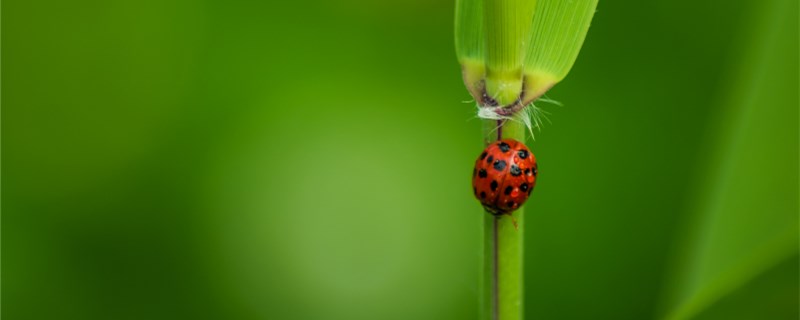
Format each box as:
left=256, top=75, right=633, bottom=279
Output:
left=472, top=139, right=537, bottom=216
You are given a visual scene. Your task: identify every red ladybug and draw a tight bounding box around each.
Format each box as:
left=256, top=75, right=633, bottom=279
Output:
left=472, top=139, right=537, bottom=216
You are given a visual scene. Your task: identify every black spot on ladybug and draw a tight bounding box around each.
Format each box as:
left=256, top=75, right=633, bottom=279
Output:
left=486, top=155, right=494, bottom=164
left=504, top=186, right=513, bottom=195
left=480, top=151, right=488, bottom=160
left=493, top=160, right=507, bottom=171
left=524, top=168, right=531, bottom=176
left=510, top=165, right=521, bottom=176
left=490, top=180, right=498, bottom=191
left=480, top=191, right=487, bottom=199
left=517, top=149, right=529, bottom=159
left=506, top=201, right=515, bottom=208
left=532, top=167, right=538, bottom=177
left=478, top=169, right=487, bottom=178
left=498, top=142, right=510, bottom=152
left=520, top=183, right=528, bottom=192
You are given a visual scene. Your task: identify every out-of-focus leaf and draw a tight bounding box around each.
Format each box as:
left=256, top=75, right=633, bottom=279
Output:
left=659, top=0, right=799, bottom=319
left=691, top=256, right=798, bottom=320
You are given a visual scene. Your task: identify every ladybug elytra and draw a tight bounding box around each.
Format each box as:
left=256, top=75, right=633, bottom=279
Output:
left=472, top=139, right=537, bottom=216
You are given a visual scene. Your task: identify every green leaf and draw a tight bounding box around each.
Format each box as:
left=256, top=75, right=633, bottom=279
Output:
left=455, top=0, right=486, bottom=62
left=455, top=0, right=598, bottom=106
left=659, top=0, right=799, bottom=319
left=455, top=0, right=487, bottom=101
left=522, top=0, right=598, bottom=102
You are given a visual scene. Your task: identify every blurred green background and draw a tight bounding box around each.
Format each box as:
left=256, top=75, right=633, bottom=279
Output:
left=2, top=0, right=797, bottom=319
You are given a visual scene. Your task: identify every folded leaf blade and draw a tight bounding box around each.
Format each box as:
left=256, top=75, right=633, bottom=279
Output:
left=523, top=0, right=598, bottom=102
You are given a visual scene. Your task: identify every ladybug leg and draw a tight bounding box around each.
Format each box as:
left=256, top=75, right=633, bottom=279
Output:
left=508, top=213, right=518, bottom=230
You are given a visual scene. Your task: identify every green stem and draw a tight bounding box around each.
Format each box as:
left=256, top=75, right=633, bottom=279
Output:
left=482, top=119, right=525, bottom=320
left=483, top=0, right=536, bottom=106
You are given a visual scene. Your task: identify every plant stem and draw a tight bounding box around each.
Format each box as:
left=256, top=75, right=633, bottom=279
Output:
left=482, top=119, right=525, bottom=320
left=483, top=0, right=536, bottom=106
